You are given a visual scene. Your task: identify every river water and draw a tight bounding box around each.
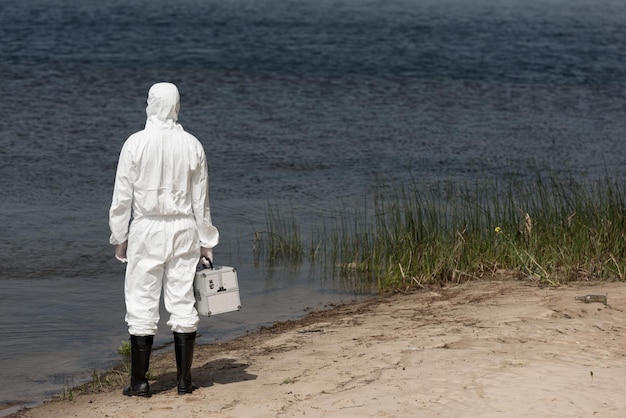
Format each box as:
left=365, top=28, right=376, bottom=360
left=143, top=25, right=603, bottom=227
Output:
left=1, top=0, right=625, bottom=412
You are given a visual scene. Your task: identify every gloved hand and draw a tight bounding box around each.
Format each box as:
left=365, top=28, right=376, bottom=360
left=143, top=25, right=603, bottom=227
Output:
left=115, top=241, right=128, bottom=263
left=200, top=247, right=213, bottom=266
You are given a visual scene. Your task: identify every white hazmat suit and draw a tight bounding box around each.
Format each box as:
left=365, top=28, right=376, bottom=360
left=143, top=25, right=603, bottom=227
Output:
left=109, top=82, right=219, bottom=337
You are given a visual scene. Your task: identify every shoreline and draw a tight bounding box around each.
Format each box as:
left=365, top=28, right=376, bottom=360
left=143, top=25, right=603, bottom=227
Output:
left=3, top=291, right=385, bottom=417
left=9, top=279, right=626, bottom=417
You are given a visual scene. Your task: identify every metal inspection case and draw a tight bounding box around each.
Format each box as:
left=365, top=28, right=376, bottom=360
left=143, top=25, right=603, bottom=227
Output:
left=194, top=265, right=241, bottom=317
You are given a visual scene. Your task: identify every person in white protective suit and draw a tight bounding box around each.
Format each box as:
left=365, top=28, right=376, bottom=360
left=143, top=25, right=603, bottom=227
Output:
left=109, top=82, right=219, bottom=397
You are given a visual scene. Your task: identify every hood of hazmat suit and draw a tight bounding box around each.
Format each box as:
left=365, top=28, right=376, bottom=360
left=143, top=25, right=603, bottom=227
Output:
left=109, top=82, right=219, bottom=249
left=146, top=82, right=181, bottom=126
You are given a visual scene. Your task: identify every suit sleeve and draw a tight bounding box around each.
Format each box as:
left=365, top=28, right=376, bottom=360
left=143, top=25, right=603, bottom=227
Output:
left=109, top=141, right=135, bottom=245
left=191, top=147, right=219, bottom=248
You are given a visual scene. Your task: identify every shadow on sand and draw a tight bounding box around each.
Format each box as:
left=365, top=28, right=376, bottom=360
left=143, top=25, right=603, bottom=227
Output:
left=150, top=358, right=257, bottom=394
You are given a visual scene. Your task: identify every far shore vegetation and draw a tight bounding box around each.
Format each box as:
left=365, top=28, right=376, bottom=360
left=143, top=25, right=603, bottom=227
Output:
left=254, top=173, right=626, bottom=292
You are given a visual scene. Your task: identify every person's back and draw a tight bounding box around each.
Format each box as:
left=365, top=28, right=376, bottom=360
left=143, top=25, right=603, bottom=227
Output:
left=123, top=118, right=205, bottom=219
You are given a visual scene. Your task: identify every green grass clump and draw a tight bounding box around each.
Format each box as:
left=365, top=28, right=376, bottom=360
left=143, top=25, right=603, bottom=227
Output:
left=50, top=343, right=133, bottom=402
left=118, top=340, right=131, bottom=373
left=260, top=174, right=626, bottom=291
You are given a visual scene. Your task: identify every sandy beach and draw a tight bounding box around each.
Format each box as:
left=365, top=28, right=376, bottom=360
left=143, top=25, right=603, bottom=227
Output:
left=7, top=279, right=626, bottom=418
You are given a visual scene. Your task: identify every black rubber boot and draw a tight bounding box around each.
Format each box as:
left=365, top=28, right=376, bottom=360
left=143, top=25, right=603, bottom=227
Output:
left=174, top=331, right=198, bottom=395
left=123, top=335, right=153, bottom=397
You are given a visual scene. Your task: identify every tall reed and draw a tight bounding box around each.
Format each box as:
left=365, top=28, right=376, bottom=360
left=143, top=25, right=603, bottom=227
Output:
left=253, top=203, right=304, bottom=267
left=259, top=174, right=626, bottom=291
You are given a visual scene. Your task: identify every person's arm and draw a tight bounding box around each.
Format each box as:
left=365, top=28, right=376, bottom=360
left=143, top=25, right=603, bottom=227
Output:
left=192, top=145, right=219, bottom=256
left=109, top=141, right=134, bottom=257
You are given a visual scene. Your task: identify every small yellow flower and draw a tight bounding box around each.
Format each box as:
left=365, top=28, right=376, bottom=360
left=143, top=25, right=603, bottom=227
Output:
left=495, top=226, right=502, bottom=234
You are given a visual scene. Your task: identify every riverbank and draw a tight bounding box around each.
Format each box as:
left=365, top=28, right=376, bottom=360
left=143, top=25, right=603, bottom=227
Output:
left=9, top=279, right=626, bottom=417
